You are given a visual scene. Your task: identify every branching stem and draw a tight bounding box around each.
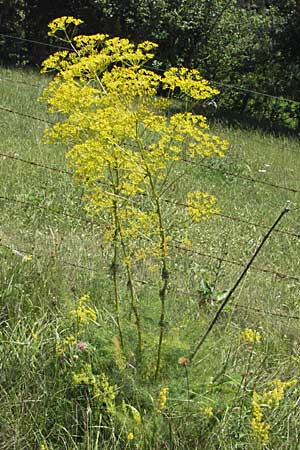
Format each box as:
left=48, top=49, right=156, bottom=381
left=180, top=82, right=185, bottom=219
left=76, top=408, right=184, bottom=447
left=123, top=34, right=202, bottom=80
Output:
left=136, top=133, right=169, bottom=379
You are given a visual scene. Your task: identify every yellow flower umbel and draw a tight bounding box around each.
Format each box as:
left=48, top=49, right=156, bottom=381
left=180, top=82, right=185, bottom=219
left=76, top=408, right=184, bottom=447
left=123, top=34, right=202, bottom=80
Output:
left=41, top=18, right=228, bottom=236
left=56, top=334, right=77, bottom=356
left=70, top=294, right=97, bottom=324
left=157, top=387, right=169, bottom=412
left=47, top=16, right=83, bottom=37
left=240, top=328, right=261, bottom=345
left=187, top=191, right=219, bottom=222
left=201, top=406, right=214, bottom=418
left=127, top=432, right=134, bottom=441
left=251, top=379, right=297, bottom=446
left=162, top=67, right=219, bottom=100
left=72, top=364, right=117, bottom=413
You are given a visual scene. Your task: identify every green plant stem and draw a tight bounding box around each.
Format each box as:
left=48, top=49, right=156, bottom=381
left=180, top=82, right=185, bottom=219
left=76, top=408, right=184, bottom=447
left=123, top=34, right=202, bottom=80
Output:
left=149, top=177, right=169, bottom=381
left=135, top=130, right=170, bottom=379
left=185, top=365, right=190, bottom=409
left=115, top=214, right=143, bottom=360
left=111, top=162, right=143, bottom=359
left=111, top=199, right=124, bottom=350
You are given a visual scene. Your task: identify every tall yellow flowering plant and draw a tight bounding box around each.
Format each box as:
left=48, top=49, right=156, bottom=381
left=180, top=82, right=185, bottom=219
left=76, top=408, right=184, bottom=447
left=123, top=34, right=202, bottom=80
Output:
left=41, top=16, right=228, bottom=378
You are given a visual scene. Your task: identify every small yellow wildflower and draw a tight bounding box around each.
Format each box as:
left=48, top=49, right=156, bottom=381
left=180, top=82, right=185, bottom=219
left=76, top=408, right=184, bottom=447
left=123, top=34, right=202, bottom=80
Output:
left=266, top=378, right=297, bottom=406
left=157, top=387, right=169, bottom=412
left=70, top=294, right=97, bottom=324
left=72, top=363, right=95, bottom=386
left=56, top=334, right=77, bottom=356
left=127, top=432, right=134, bottom=441
left=251, top=379, right=297, bottom=445
left=240, top=328, right=261, bottom=345
left=23, top=254, right=33, bottom=262
left=48, top=16, right=83, bottom=37
left=201, top=406, right=214, bottom=418
left=187, top=191, right=219, bottom=222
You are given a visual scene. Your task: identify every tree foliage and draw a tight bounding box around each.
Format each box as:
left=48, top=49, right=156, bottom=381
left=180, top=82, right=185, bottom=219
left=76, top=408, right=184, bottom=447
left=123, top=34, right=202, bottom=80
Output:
left=0, top=0, right=27, bottom=65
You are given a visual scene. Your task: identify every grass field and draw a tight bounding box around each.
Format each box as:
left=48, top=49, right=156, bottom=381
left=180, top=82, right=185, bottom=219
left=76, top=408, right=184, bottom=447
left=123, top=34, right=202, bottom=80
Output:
left=1, top=65, right=300, bottom=450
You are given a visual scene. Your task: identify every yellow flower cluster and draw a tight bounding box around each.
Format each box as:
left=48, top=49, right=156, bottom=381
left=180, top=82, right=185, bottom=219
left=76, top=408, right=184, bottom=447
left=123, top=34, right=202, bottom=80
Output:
left=157, top=387, right=169, bottom=412
left=127, top=432, right=134, bottom=441
left=70, top=294, right=97, bottom=324
left=41, top=16, right=228, bottom=270
left=56, top=334, right=77, bottom=356
left=72, top=363, right=95, bottom=386
left=163, top=67, right=219, bottom=100
left=201, top=406, right=214, bottom=418
left=240, top=328, right=261, bottom=345
left=251, top=379, right=297, bottom=445
left=72, top=364, right=117, bottom=412
left=187, top=191, right=219, bottom=222
left=23, top=254, right=33, bottom=262
left=47, top=16, right=83, bottom=37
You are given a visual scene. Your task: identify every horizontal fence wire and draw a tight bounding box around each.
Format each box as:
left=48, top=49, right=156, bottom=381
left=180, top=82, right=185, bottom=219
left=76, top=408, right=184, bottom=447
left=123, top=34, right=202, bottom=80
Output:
left=0, top=240, right=98, bottom=273
left=2, top=102, right=300, bottom=195
left=1, top=193, right=299, bottom=283
left=234, top=304, right=300, bottom=321
left=213, top=80, right=300, bottom=105
left=0, top=105, right=54, bottom=125
left=0, top=32, right=71, bottom=51
left=171, top=241, right=300, bottom=283
left=0, top=195, right=101, bottom=228
left=1, top=150, right=300, bottom=239
left=0, top=151, right=72, bottom=175
left=1, top=31, right=300, bottom=106
left=1, top=239, right=300, bottom=321
left=184, top=158, right=300, bottom=195
left=164, top=198, right=300, bottom=239
left=0, top=76, right=43, bottom=89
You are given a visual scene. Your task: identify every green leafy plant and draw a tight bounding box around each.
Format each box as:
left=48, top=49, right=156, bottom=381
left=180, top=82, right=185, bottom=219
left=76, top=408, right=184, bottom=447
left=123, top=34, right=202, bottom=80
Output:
left=40, top=16, right=228, bottom=379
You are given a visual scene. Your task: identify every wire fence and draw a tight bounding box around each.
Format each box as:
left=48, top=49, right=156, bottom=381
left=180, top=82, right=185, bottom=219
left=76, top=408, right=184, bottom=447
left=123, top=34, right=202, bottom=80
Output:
left=1, top=121, right=300, bottom=196
left=0, top=32, right=71, bottom=51
left=1, top=147, right=300, bottom=241
left=0, top=105, right=54, bottom=125
left=1, top=36, right=300, bottom=326
left=1, top=239, right=300, bottom=322
left=184, top=158, right=300, bottom=195
left=1, top=31, right=300, bottom=107
left=1, top=190, right=299, bottom=283
left=0, top=76, right=43, bottom=89
left=0, top=194, right=101, bottom=228
left=0, top=151, right=71, bottom=175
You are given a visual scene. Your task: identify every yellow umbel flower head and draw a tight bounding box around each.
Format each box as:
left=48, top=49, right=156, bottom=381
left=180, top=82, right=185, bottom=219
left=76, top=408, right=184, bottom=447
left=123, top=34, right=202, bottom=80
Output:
left=157, top=387, right=169, bottom=412
left=240, top=328, right=261, bottom=345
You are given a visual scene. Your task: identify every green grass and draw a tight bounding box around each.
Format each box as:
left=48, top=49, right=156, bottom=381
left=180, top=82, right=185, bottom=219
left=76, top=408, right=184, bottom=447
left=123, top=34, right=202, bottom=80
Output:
left=1, top=65, right=300, bottom=449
